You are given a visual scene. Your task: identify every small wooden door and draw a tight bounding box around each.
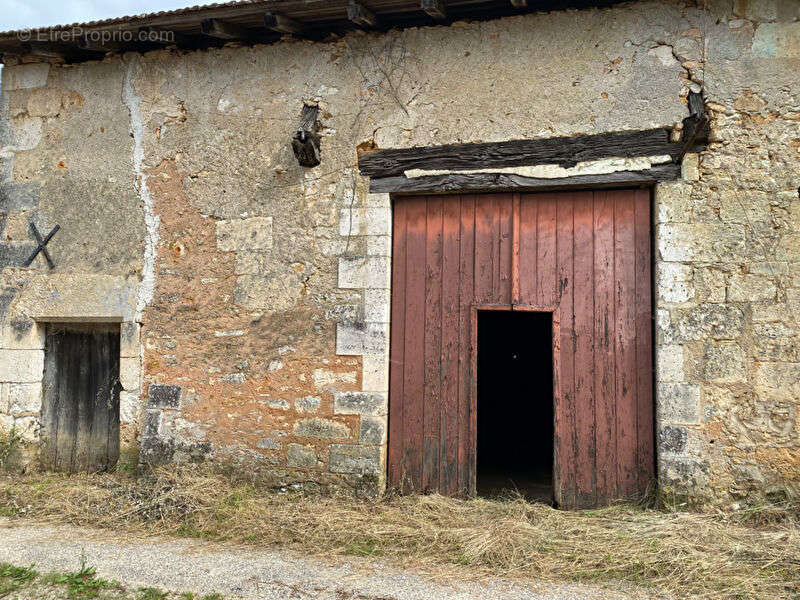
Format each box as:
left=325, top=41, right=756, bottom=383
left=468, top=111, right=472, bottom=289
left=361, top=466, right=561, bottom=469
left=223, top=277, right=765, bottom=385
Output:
left=41, top=324, right=121, bottom=472
left=388, top=190, right=654, bottom=508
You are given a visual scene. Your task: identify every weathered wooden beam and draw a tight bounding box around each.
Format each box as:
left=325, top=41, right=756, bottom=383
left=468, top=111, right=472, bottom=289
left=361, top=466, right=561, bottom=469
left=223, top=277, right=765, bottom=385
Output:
left=348, top=1, right=378, bottom=27
left=76, top=36, right=127, bottom=52
left=510, top=0, right=527, bottom=7
left=421, top=0, right=447, bottom=19
left=292, top=105, right=321, bottom=168
left=201, top=18, right=252, bottom=40
left=264, top=12, right=304, bottom=34
left=25, top=42, right=102, bottom=62
left=679, top=90, right=709, bottom=161
left=359, top=128, right=685, bottom=178
left=368, top=164, right=681, bottom=194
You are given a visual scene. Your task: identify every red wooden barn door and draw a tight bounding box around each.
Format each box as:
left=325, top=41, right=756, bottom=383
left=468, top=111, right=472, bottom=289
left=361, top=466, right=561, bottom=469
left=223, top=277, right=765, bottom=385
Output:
left=388, top=190, right=654, bottom=508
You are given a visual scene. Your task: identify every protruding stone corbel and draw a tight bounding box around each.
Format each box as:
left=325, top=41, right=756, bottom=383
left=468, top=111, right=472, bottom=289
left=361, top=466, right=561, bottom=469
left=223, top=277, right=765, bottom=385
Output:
left=292, top=104, right=321, bottom=168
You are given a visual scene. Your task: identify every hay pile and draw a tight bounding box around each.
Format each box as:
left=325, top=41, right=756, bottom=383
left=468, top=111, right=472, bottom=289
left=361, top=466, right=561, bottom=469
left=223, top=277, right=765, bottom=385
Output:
left=1, top=468, right=797, bottom=599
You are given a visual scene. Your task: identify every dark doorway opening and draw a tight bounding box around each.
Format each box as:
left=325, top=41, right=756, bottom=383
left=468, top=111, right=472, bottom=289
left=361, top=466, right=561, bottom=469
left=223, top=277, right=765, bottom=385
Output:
left=41, top=323, right=121, bottom=473
left=476, top=310, right=554, bottom=502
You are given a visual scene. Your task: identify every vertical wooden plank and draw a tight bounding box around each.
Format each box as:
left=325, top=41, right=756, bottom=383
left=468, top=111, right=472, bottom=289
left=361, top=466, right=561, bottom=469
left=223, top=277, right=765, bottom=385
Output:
left=634, top=188, right=655, bottom=493
left=402, top=195, right=428, bottom=492
left=517, top=197, right=538, bottom=305
left=423, top=196, right=443, bottom=492
left=474, top=196, right=494, bottom=304
left=75, top=333, right=92, bottom=472
left=458, top=195, right=476, bottom=495
left=593, top=191, right=617, bottom=504
left=498, top=193, right=513, bottom=305
left=55, top=331, right=79, bottom=471
left=440, top=196, right=461, bottom=494
left=572, top=192, right=596, bottom=508
left=87, top=331, right=107, bottom=471
left=388, top=197, right=408, bottom=489
left=107, top=332, right=121, bottom=470
left=536, top=195, right=558, bottom=306
left=511, top=194, right=521, bottom=305
left=41, top=329, right=59, bottom=470
left=553, top=194, right=576, bottom=507
left=614, top=192, right=638, bottom=498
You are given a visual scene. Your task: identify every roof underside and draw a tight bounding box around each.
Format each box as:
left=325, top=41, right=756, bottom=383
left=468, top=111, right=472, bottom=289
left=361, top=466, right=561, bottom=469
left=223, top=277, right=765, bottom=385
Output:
left=0, top=0, right=627, bottom=65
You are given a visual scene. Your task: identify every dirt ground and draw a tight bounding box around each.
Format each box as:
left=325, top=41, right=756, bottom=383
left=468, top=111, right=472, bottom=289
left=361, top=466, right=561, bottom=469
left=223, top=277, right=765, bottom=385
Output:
left=0, top=519, right=650, bottom=600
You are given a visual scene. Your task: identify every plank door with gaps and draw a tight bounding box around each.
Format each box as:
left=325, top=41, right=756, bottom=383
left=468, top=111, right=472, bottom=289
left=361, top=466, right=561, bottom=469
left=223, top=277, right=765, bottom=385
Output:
left=388, top=190, right=654, bottom=508
left=41, top=324, right=121, bottom=473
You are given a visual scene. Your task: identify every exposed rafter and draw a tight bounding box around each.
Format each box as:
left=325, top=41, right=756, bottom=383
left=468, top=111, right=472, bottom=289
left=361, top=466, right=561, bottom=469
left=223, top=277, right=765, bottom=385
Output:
left=422, top=0, right=447, bottom=19
left=347, top=1, right=377, bottom=27
left=201, top=18, right=252, bottom=40
left=264, top=12, right=304, bottom=34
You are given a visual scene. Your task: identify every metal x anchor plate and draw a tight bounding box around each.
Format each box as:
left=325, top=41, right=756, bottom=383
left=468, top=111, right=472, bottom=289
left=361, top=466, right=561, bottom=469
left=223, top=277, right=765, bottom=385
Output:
left=24, top=222, right=60, bottom=269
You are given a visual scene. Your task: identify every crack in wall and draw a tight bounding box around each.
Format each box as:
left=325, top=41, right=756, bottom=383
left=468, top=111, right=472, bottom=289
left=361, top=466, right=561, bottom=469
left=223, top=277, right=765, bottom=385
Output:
left=123, top=56, right=159, bottom=321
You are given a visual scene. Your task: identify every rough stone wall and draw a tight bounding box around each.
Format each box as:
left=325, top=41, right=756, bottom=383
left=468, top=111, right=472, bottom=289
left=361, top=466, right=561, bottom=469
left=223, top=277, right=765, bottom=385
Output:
left=654, top=0, right=800, bottom=504
left=0, top=0, right=798, bottom=502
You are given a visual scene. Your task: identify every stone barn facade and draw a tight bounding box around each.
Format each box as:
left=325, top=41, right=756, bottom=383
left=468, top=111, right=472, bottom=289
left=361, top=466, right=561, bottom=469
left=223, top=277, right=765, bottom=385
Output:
left=0, top=0, right=797, bottom=507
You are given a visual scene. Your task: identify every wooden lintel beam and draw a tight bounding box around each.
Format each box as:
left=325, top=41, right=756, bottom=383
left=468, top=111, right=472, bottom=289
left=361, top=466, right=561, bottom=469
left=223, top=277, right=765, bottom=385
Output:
left=264, top=12, right=304, bottom=34
left=369, top=164, right=681, bottom=195
left=76, top=36, right=126, bottom=52
left=359, top=128, right=685, bottom=178
left=510, top=0, right=527, bottom=7
left=347, top=2, right=377, bottom=27
left=201, top=18, right=252, bottom=40
left=421, top=0, right=447, bottom=19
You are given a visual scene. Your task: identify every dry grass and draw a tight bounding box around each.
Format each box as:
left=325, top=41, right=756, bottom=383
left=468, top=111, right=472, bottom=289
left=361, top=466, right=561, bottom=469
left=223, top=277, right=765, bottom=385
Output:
left=1, top=467, right=798, bottom=600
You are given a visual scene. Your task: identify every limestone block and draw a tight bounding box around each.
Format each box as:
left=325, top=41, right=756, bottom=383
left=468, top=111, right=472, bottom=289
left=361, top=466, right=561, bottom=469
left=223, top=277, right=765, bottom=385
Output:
left=27, top=87, right=65, bottom=117
left=366, top=235, right=392, bottom=257
left=655, top=182, right=692, bottom=224
left=656, top=345, right=685, bottom=383
left=0, top=384, right=7, bottom=414
left=728, top=274, right=776, bottom=302
left=703, top=342, right=747, bottom=383
left=143, top=409, right=162, bottom=437
left=0, top=349, right=44, bottom=383
left=336, top=323, right=388, bottom=356
left=364, top=288, right=390, bottom=322
left=657, top=262, right=694, bottom=304
left=329, top=444, right=381, bottom=475
left=674, top=304, right=745, bottom=342
left=658, top=425, right=688, bottom=454
left=1, top=64, right=50, bottom=91
left=13, top=416, right=39, bottom=442
left=334, top=391, right=387, bottom=416
left=293, top=417, right=350, bottom=439
left=657, top=224, right=714, bottom=262
left=755, top=362, right=800, bottom=391
left=362, top=353, right=389, bottom=393
left=12, top=275, right=138, bottom=322
left=682, top=154, right=700, bottom=181
left=119, top=391, right=139, bottom=424
left=657, top=382, right=701, bottom=425
left=359, top=416, right=386, bottom=445
left=287, top=443, right=318, bottom=467
left=8, top=383, right=41, bottom=416
left=119, top=357, right=140, bottom=391
left=216, top=217, right=273, bottom=251
left=120, top=322, right=140, bottom=358
left=312, top=368, right=357, bottom=389
left=233, top=252, right=268, bottom=274
left=338, top=256, right=390, bottom=289
left=693, top=268, right=726, bottom=303
left=1, top=320, right=45, bottom=350
left=365, top=193, right=391, bottom=208
left=294, top=396, right=321, bottom=413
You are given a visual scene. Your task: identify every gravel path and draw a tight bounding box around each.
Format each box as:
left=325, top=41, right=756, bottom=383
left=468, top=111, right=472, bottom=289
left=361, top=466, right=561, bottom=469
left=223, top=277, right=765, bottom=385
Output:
left=0, top=519, right=651, bottom=600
